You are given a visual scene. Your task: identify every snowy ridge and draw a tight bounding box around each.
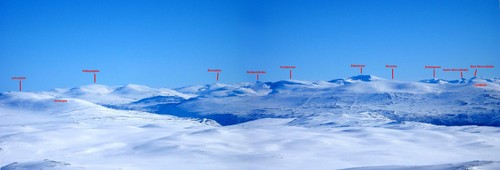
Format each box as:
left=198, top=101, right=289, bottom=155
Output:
left=1, top=75, right=499, bottom=169
left=124, top=75, right=500, bottom=126
left=41, top=84, right=194, bottom=105
left=2, top=76, right=499, bottom=127
left=176, top=82, right=272, bottom=97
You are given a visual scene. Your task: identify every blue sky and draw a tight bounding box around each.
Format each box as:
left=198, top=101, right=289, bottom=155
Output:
left=1, top=0, right=499, bottom=91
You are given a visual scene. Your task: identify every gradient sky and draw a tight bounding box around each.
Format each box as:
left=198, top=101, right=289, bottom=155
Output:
left=1, top=0, right=499, bottom=92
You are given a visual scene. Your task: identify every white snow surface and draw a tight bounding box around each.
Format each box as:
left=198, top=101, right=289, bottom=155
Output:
left=1, top=75, right=499, bottom=169
left=43, top=84, right=193, bottom=105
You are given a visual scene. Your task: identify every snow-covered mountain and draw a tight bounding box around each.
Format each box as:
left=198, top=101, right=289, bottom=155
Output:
left=124, top=75, right=500, bottom=126
left=1, top=75, right=499, bottom=169
left=42, top=84, right=193, bottom=105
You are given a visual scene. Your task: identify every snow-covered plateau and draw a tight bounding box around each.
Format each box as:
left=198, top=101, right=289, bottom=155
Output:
left=1, top=75, right=499, bottom=169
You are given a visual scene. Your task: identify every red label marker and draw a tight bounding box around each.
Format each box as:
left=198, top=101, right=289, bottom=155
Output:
left=11, top=77, right=26, bottom=92
left=474, top=84, right=487, bottom=87
left=280, top=66, right=296, bottom=79
left=54, top=99, right=68, bottom=103
left=385, top=65, right=397, bottom=79
left=82, top=70, right=100, bottom=83
left=350, top=64, right=365, bottom=74
left=470, top=65, right=494, bottom=77
left=247, top=71, right=266, bottom=81
left=443, top=68, right=468, bottom=79
left=425, top=66, right=441, bottom=78
left=208, top=69, right=222, bottom=81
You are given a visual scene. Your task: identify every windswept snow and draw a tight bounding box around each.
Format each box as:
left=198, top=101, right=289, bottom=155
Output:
left=42, top=84, right=193, bottom=105
left=340, top=161, right=500, bottom=170
left=1, top=76, right=499, bottom=169
left=128, top=75, right=500, bottom=126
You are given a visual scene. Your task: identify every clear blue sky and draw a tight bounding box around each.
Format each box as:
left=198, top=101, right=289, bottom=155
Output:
left=1, top=0, right=499, bottom=92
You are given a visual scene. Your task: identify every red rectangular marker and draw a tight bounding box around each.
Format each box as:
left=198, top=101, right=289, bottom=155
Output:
left=280, top=66, right=296, bottom=79
left=386, top=65, right=397, bottom=79
left=425, top=66, right=441, bottom=78
left=443, top=68, right=468, bottom=79
left=11, top=77, right=26, bottom=92
left=247, top=71, right=266, bottom=81
left=470, top=65, right=494, bottom=77
left=351, top=64, right=366, bottom=74
left=54, top=99, right=68, bottom=103
left=83, top=70, right=100, bottom=83
left=208, top=69, right=222, bottom=81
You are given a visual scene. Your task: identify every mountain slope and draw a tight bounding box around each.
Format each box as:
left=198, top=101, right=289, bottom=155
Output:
left=1, top=76, right=500, bottom=169
left=41, top=84, right=193, bottom=105
left=127, top=75, right=500, bottom=126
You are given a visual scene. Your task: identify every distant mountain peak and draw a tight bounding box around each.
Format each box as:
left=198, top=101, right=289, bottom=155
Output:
left=346, top=75, right=383, bottom=82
